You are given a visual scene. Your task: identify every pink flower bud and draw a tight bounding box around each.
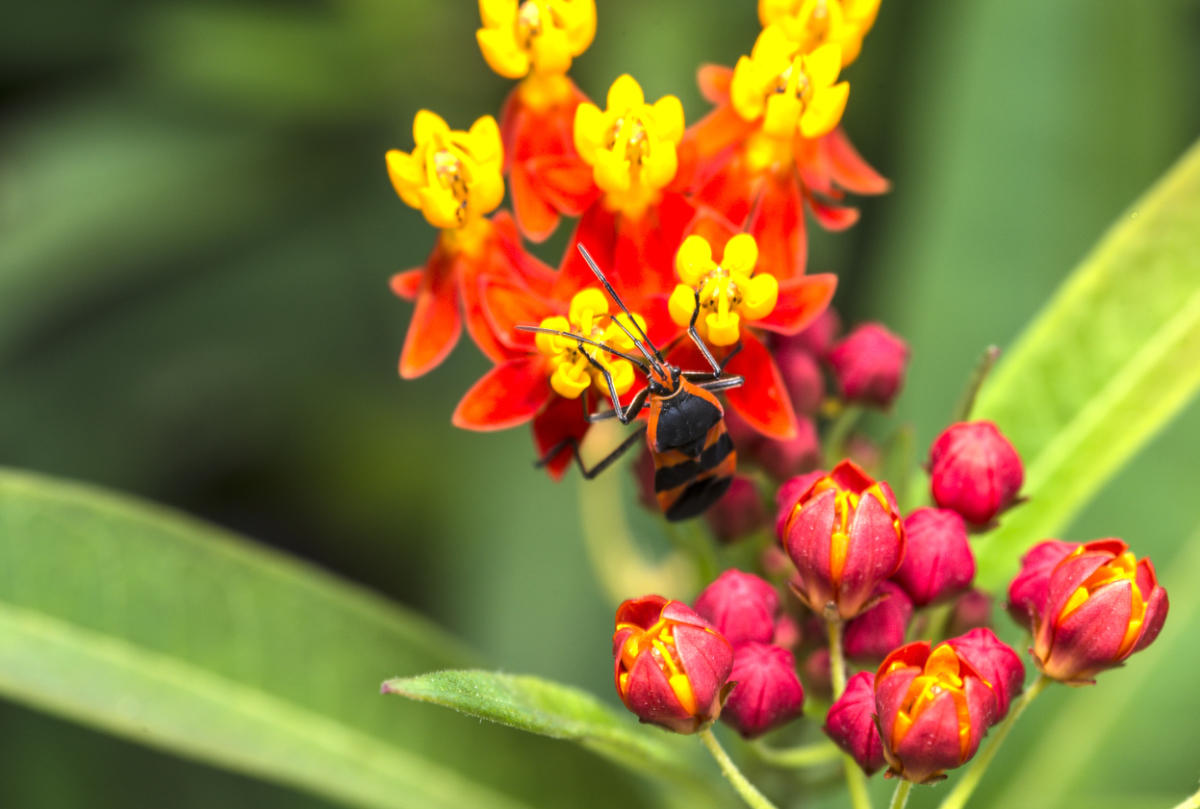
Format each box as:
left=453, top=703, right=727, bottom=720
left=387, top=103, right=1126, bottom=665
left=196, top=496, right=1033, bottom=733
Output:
left=827, top=323, right=909, bottom=408
left=802, top=647, right=833, bottom=700
left=844, top=581, right=913, bottom=662
left=1006, top=539, right=1079, bottom=631
left=947, top=589, right=994, bottom=637
left=693, top=570, right=779, bottom=646
left=928, top=421, right=1024, bottom=526
left=1030, top=540, right=1169, bottom=684
left=721, top=642, right=806, bottom=738
left=775, top=343, right=825, bottom=416
left=704, top=477, right=767, bottom=543
left=772, top=613, right=803, bottom=650
left=824, top=671, right=885, bottom=775
left=784, top=307, right=841, bottom=358
left=613, top=595, right=734, bottom=733
left=756, top=417, right=823, bottom=480
left=892, top=508, right=975, bottom=607
left=875, top=642, right=998, bottom=783
left=946, top=628, right=1025, bottom=718
left=779, top=460, right=906, bottom=619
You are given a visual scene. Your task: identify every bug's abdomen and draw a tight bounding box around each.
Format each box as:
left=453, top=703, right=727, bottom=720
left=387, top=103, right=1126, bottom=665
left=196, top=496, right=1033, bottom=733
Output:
left=652, top=422, right=737, bottom=521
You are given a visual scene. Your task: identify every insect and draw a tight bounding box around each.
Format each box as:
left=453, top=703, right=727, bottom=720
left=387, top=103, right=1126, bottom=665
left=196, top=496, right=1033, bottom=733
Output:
left=518, top=244, right=744, bottom=521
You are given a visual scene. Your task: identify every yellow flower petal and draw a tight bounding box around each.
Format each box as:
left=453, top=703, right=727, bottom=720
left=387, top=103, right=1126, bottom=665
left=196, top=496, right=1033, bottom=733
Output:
left=668, top=284, right=699, bottom=328
left=552, top=363, right=591, bottom=399
left=799, top=81, right=849, bottom=139
left=468, top=165, right=505, bottom=218
left=466, top=115, right=503, bottom=165
left=675, top=235, right=715, bottom=286
left=604, top=360, right=635, bottom=396
left=413, top=110, right=449, bottom=145
left=476, top=27, right=530, bottom=78
left=722, top=233, right=759, bottom=275
left=385, top=150, right=423, bottom=207
left=729, top=55, right=765, bottom=121
left=607, top=74, right=645, bottom=113
left=530, top=24, right=572, bottom=75
left=536, top=315, right=571, bottom=356
left=706, top=311, right=742, bottom=347
left=764, top=92, right=802, bottom=139
left=418, top=186, right=462, bottom=230
left=568, top=288, right=609, bottom=326
left=650, top=95, right=685, bottom=144
left=479, top=0, right=517, bottom=29
left=562, top=0, right=597, bottom=54
left=640, top=142, right=677, bottom=190
left=594, top=149, right=631, bottom=193
left=805, top=42, right=844, bottom=88
left=741, top=273, right=779, bottom=320
left=573, top=102, right=606, bottom=163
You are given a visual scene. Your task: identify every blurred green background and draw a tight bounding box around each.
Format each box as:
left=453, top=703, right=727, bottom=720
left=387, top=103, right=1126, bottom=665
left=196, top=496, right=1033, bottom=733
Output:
left=2, top=1, right=1198, bottom=807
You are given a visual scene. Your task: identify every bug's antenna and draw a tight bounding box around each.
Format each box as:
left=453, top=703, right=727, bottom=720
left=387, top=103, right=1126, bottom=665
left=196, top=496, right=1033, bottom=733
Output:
left=514, top=325, right=650, bottom=373
left=577, top=244, right=666, bottom=366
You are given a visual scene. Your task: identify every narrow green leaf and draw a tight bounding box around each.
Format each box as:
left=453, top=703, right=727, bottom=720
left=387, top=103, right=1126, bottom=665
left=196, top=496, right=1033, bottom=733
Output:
left=0, top=468, right=536, bottom=809
left=383, top=670, right=709, bottom=787
left=973, top=139, right=1200, bottom=589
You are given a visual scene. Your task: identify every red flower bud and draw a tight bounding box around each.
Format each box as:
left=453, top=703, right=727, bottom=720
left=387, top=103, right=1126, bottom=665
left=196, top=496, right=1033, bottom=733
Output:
left=824, top=671, right=885, bottom=775
left=773, top=613, right=802, bottom=650
left=794, top=307, right=842, bottom=358
left=827, top=323, right=909, bottom=408
left=705, top=477, right=767, bottom=543
left=946, top=628, right=1024, bottom=718
left=928, top=421, right=1024, bottom=526
left=721, top=642, right=806, bottom=738
left=844, top=581, right=913, bottom=662
left=802, top=647, right=833, bottom=700
left=1030, top=540, right=1169, bottom=684
left=779, top=460, right=906, bottom=619
left=875, top=642, right=998, bottom=783
left=756, top=417, right=823, bottom=480
left=613, top=595, right=734, bottom=733
left=693, top=570, right=779, bottom=646
left=1006, top=540, right=1079, bottom=631
left=775, top=343, right=825, bottom=416
left=892, top=508, right=975, bottom=607
left=947, top=589, right=994, bottom=637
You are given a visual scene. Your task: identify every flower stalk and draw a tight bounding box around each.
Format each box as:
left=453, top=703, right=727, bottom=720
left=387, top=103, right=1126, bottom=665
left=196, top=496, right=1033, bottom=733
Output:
left=828, top=618, right=873, bottom=809
left=936, top=674, right=1051, bottom=809
left=751, top=740, right=842, bottom=768
left=889, top=781, right=913, bottom=809
left=699, top=727, right=781, bottom=809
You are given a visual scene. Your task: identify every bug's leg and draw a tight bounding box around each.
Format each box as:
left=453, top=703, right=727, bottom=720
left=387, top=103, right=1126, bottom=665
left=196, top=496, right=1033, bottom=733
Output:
left=581, top=348, right=646, bottom=425
left=534, top=423, right=648, bottom=479
left=588, top=386, right=649, bottom=423
left=680, top=340, right=744, bottom=383
left=687, top=289, right=723, bottom=375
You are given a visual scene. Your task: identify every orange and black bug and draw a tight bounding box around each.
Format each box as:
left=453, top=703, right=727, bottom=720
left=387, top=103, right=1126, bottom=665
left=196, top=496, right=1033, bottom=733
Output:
left=518, top=245, right=744, bottom=521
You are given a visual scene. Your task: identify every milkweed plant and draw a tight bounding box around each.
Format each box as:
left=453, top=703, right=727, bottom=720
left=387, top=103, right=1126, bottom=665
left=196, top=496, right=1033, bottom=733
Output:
left=378, top=3, right=1195, bottom=809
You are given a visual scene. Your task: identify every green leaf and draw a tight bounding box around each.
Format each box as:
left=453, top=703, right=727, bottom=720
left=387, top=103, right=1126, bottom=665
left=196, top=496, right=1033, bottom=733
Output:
left=973, top=139, right=1200, bottom=589
left=383, top=670, right=710, bottom=788
left=0, top=467, right=537, bottom=809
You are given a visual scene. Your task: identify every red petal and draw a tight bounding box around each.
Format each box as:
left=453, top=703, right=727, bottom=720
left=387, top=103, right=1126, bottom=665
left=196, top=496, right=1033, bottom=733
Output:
left=748, top=173, right=806, bottom=281
left=480, top=277, right=557, bottom=352
left=452, top=356, right=551, bottom=431
left=532, top=394, right=592, bottom=480
left=694, top=152, right=762, bottom=228
left=697, top=64, right=733, bottom=104
left=389, top=268, right=422, bottom=302
left=511, top=164, right=561, bottom=242
left=819, top=128, right=890, bottom=195
left=491, top=211, right=556, bottom=293
left=808, top=196, right=861, bottom=231
left=529, top=155, right=601, bottom=216
left=756, top=274, right=837, bottom=334
left=724, top=331, right=799, bottom=440
left=398, top=244, right=462, bottom=379
left=558, top=202, right=619, bottom=297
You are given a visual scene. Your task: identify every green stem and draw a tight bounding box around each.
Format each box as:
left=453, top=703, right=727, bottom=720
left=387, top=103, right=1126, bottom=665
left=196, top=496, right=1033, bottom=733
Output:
left=825, top=405, right=863, bottom=464
left=827, top=618, right=873, bottom=809
left=952, top=345, right=1001, bottom=422
left=1169, top=782, right=1200, bottom=809
left=936, top=674, right=1051, bottom=809
left=889, top=780, right=913, bottom=809
left=751, top=740, right=842, bottom=768
left=698, top=727, right=780, bottom=809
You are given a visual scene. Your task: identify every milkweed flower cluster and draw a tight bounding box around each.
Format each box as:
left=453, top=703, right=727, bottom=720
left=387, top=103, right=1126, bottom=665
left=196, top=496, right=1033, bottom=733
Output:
left=385, top=5, right=1173, bottom=806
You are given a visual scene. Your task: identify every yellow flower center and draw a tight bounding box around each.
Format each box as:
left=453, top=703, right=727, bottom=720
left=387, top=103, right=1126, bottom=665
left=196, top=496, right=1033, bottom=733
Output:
left=574, top=74, right=685, bottom=218
left=386, top=111, right=505, bottom=231
left=615, top=617, right=697, bottom=715
left=730, top=26, right=850, bottom=140
left=1057, top=550, right=1145, bottom=657
left=668, top=233, right=778, bottom=347
left=886, top=645, right=974, bottom=760
left=477, top=0, right=597, bottom=80
left=535, top=288, right=643, bottom=400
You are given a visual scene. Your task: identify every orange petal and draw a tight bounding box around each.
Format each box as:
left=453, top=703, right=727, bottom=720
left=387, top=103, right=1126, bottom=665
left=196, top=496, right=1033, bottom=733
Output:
left=389, top=268, right=423, bottom=302
left=511, top=163, right=561, bottom=242
left=480, top=277, right=557, bottom=352
left=756, top=273, right=837, bottom=334
left=693, top=152, right=762, bottom=228
left=819, top=128, right=890, bottom=195
left=528, top=154, right=600, bottom=215
left=808, top=195, right=860, bottom=231
left=452, top=356, right=552, bottom=431
left=724, top=330, right=798, bottom=440
left=686, top=103, right=756, bottom=165
left=748, top=173, right=806, bottom=281
left=696, top=64, right=734, bottom=104
left=398, top=246, right=462, bottom=379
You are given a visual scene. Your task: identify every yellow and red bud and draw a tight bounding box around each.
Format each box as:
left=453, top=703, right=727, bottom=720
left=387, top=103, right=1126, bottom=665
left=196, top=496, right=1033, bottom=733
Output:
left=827, top=322, right=909, bottom=408
left=928, top=421, right=1024, bottom=526
left=946, top=628, right=1025, bottom=719
left=1029, top=539, right=1168, bottom=685
left=843, top=581, right=912, bottom=663
left=778, top=459, right=905, bottom=619
left=874, top=641, right=998, bottom=784
left=476, top=0, right=596, bottom=79
left=892, top=508, right=975, bottom=607
left=612, top=595, right=735, bottom=734
left=693, top=569, right=780, bottom=646
left=824, top=670, right=885, bottom=775
left=386, top=111, right=505, bottom=231
left=721, top=642, right=806, bottom=738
